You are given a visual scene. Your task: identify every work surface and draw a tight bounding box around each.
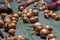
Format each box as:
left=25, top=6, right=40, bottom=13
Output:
left=0, top=0, right=60, bottom=40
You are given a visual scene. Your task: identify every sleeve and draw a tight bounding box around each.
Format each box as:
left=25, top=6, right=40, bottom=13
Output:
left=0, top=0, right=5, bottom=4
left=23, top=2, right=30, bottom=7
left=48, top=2, right=58, bottom=9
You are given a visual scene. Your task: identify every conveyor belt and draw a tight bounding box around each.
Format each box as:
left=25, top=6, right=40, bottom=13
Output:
left=0, top=0, right=60, bottom=40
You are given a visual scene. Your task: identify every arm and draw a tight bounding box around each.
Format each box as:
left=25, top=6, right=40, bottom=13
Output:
left=49, top=2, right=58, bottom=9
left=48, top=0, right=60, bottom=9
left=22, top=0, right=39, bottom=7
left=23, top=2, right=30, bottom=7
left=0, top=0, right=5, bottom=4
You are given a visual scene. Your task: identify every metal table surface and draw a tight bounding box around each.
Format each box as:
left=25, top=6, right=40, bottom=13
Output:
left=0, top=0, right=60, bottom=40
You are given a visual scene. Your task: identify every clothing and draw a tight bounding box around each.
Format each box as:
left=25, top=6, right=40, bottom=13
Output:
left=0, top=0, right=5, bottom=4
left=45, top=0, right=60, bottom=11
left=23, top=2, right=30, bottom=7
left=19, top=0, right=39, bottom=8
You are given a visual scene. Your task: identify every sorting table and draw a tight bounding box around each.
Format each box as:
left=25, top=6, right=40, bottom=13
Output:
left=1, top=0, right=60, bottom=40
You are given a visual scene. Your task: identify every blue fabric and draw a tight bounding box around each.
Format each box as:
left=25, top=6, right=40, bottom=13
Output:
left=45, top=0, right=60, bottom=10
left=56, top=5, right=60, bottom=10
left=0, top=0, right=5, bottom=4
left=45, top=0, right=54, bottom=4
left=19, top=1, right=25, bottom=5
